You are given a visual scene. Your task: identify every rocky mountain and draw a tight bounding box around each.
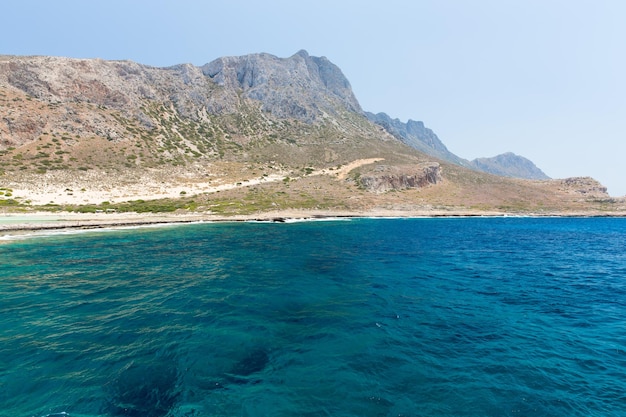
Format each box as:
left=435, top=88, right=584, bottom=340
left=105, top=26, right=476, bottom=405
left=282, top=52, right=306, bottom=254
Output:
left=470, top=152, right=550, bottom=180
left=364, top=112, right=465, bottom=165
left=0, top=51, right=619, bottom=214
left=364, top=112, right=549, bottom=180
left=0, top=50, right=360, bottom=145
left=203, top=50, right=361, bottom=122
left=0, top=50, right=396, bottom=177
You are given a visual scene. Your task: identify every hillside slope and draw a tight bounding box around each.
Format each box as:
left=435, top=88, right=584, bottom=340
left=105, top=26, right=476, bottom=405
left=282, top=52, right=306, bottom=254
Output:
left=0, top=52, right=621, bottom=215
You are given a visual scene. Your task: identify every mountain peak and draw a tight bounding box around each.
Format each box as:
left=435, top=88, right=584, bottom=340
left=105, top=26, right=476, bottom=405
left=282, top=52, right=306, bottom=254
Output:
left=294, top=49, right=310, bottom=58
left=202, top=51, right=361, bottom=122
left=470, top=152, right=550, bottom=180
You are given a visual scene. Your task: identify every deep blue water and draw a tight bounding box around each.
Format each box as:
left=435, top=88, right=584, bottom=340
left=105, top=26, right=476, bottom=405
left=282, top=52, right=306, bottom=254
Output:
left=1, top=217, right=626, bottom=417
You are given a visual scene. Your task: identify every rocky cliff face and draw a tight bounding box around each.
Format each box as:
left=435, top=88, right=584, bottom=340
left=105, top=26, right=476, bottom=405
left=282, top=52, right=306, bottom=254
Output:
left=358, top=163, right=442, bottom=193
left=557, top=177, right=608, bottom=199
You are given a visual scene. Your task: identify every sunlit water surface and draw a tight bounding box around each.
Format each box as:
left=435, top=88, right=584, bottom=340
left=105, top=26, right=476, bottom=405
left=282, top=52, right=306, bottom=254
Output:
left=1, top=217, right=626, bottom=416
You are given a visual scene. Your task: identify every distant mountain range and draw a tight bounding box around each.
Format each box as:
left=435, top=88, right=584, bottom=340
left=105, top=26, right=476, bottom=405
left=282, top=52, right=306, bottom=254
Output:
left=364, top=112, right=549, bottom=180
left=0, top=50, right=616, bottom=213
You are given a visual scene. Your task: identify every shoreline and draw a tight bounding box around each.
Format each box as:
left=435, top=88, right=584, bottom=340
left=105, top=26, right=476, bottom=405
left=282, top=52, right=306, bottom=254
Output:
left=2, top=208, right=625, bottom=240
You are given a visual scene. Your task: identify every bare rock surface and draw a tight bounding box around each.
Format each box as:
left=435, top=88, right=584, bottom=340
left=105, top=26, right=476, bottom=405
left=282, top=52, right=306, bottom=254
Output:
left=359, top=163, right=442, bottom=193
left=203, top=50, right=361, bottom=121
left=557, top=177, right=609, bottom=199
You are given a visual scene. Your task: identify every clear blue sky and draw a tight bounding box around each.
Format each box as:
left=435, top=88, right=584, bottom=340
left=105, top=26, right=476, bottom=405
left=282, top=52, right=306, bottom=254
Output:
left=3, top=0, right=625, bottom=195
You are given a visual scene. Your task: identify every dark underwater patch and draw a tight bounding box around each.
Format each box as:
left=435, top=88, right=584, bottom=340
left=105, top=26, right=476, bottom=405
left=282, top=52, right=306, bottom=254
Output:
left=103, top=356, right=181, bottom=417
left=223, top=348, right=269, bottom=384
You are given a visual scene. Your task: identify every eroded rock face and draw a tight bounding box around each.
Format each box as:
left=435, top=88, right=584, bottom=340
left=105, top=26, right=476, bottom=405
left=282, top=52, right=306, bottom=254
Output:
left=359, top=163, right=442, bottom=193
left=558, top=177, right=609, bottom=198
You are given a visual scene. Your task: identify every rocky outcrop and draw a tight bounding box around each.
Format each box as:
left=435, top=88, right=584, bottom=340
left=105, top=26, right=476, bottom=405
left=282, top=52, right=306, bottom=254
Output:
left=557, top=177, right=609, bottom=199
left=470, top=152, right=550, bottom=180
left=359, top=163, right=442, bottom=193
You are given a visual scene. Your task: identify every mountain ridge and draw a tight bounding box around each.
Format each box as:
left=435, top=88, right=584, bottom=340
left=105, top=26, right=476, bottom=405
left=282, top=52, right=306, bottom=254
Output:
left=471, top=152, right=550, bottom=180
left=364, top=112, right=549, bottom=180
left=0, top=51, right=620, bottom=214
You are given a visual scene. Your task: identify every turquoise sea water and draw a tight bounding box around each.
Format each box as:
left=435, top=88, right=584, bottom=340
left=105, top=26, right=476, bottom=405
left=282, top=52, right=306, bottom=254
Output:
left=1, top=217, right=626, bottom=417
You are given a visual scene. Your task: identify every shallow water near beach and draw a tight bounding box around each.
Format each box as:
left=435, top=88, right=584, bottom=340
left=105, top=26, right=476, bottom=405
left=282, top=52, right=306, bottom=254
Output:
left=1, top=217, right=626, bottom=416
left=0, top=215, right=63, bottom=225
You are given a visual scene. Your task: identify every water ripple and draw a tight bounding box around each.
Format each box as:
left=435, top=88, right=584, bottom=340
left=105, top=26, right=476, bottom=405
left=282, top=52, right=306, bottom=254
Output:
left=1, top=218, right=626, bottom=416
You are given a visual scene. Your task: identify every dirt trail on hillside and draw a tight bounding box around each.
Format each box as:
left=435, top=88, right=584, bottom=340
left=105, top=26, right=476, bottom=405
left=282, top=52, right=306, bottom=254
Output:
left=332, top=158, right=384, bottom=180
